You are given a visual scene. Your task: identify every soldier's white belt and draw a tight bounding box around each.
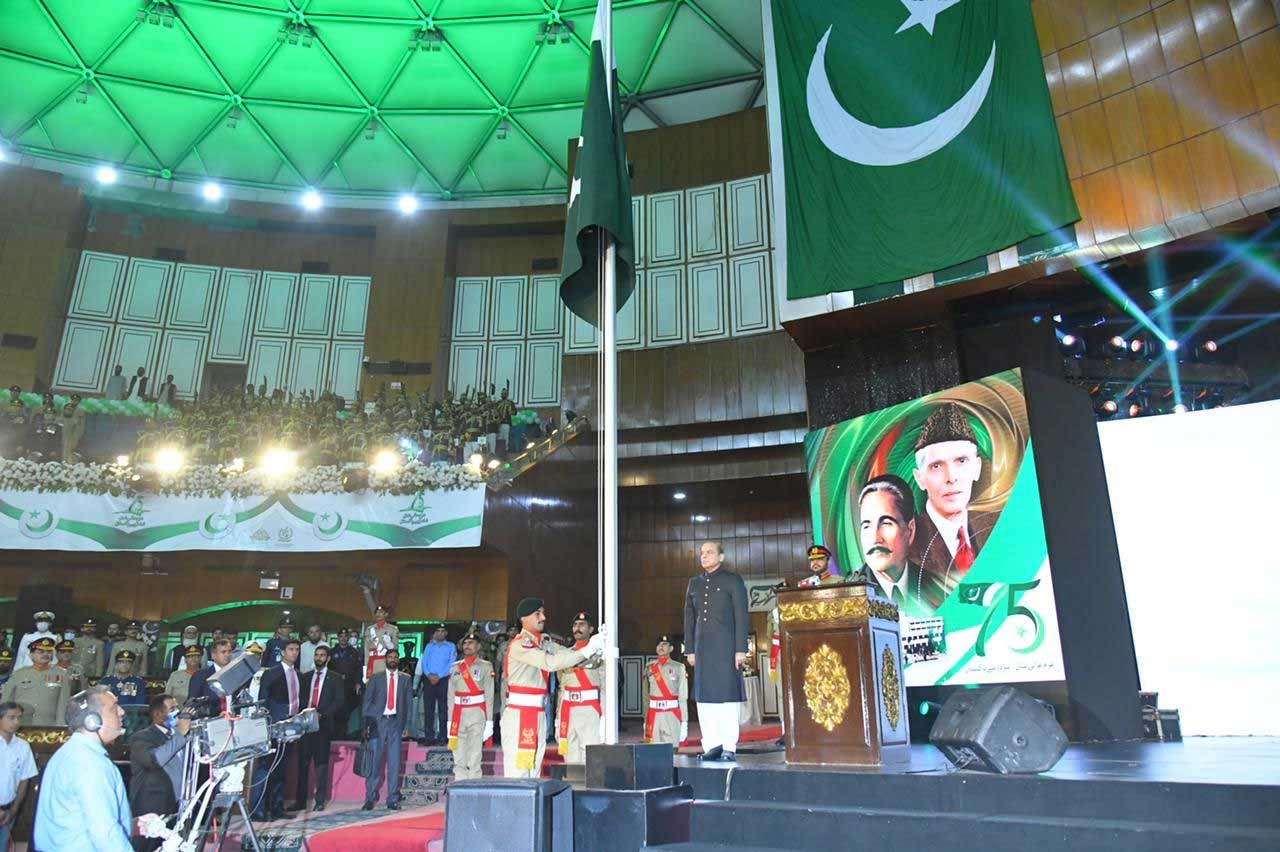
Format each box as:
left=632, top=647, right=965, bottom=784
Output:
left=506, top=691, right=546, bottom=709
left=564, top=689, right=599, bottom=703
left=649, top=698, right=679, bottom=711
left=454, top=694, right=485, bottom=707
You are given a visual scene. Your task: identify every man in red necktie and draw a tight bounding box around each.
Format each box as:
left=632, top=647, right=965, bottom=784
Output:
left=361, top=648, right=409, bottom=811
left=292, top=644, right=344, bottom=812
left=908, top=402, right=996, bottom=599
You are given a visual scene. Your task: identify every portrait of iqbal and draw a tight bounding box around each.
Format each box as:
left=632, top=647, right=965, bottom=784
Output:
left=857, top=474, right=945, bottom=615
left=908, top=403, right=996, bottom=598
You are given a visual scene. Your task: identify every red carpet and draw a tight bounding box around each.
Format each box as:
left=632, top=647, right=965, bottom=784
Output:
left=681, top=723, right=782, bottom=749
left=305, top=808, right=446, bottom=852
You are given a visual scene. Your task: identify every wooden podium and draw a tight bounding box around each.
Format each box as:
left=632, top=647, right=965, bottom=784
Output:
left=777, top=581, right=910, bottom=765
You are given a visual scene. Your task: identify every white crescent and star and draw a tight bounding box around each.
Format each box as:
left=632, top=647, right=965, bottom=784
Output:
left=806, top=0, right=996, bottom=167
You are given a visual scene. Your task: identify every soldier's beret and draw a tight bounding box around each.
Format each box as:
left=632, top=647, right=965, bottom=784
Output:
left=807, top=544, right=832, bottom=559
left=56, top=640, right=75, bottom=652
left=572, top=611, right=593, bottom=626
left=182, top=645, right=203, bottom=657
left=278, top=617, right=295, bottom=628
left=0, top=648, right=12, bottom=661
left=31, top=638, right=56, bottom=651
left=516, top=597, right=543, bottom=618
left=656, top=635, right=673, bottom=646
left=115, top=649, right=137, bottom=661
left=462, top=632, right=482, bottom=643
left=82, top=619, right=97, bottom=628
left=126, top=621, right=141, bottom=629
left=913, top=402, right=977, bottom=451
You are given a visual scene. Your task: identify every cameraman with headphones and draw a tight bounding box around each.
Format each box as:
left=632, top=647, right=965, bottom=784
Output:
left=33, top=685, right=134, bottom=851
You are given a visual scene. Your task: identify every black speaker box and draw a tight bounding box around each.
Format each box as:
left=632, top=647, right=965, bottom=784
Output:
left=929, top=685, right=1068, bottom=774
left=445, top=779, right=572, bottom=852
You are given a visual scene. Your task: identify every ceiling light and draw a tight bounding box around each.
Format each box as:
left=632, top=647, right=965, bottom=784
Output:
left=95, top=165, right=118, bottom=185
left=201, top=181, right=223, bottom=201
left=300, top=190, right=322, bottom=211
left=691, top=514, right=711, bottom=523
left=673, top=491, right=687, bottom=501
left=1164, top=339, right=1180, bottom=352
left=397, top=194, right=418, bottom=214
left=1104, top=335, right=1127, bottom=357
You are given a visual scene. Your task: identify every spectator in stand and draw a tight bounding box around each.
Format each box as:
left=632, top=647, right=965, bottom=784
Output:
left=105, top=365, right=128, bottom=401
left=0, top=701, right=37, bottom=850
left=164, top=646, right=205, bottom=704
left=166, top=626, right=203, bottom=672
left=300, top=624, right=325, bottom=674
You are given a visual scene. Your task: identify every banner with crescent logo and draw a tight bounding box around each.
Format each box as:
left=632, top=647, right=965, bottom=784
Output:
left=768, top=0, right=1078, bottom=299
left=0, top=486, right=485, bottom=551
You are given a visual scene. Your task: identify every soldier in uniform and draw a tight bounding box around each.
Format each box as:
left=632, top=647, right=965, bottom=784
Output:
left=1, top=638, right=72, bottom=726
left=501, top=598, right=605, bottom=777
left=112, top=622, right=149, bottom=676
left=0, top=648, right=13, bottom=690
left=556, top=612, right=604, bottom=763
left=682, top=541, right=748, bottom=762
left=262, top=617, right=296, bottom=668
left=644, top=636, right=688, bottom=746
left=364, top=604, right=399, bottom=682
left=767, top=544, right=837, bottom=743
left=447, top=632, right=494, bottom=781
left=492, top=623, right=519, bottom=744
left=54, top=640, right=83, bottom=693
left=72, top=619, right=106, bottom=678
left=14, top=610, right=56, bottom=671
left=165, top=645, right=205, bottom=704
left=100, top=650, right=148, bottom=706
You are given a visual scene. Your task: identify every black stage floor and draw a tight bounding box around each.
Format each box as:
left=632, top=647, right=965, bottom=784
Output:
left=674, top=735, right=1280, bottom=786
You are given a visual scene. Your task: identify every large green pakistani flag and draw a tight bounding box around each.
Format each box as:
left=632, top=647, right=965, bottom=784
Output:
left=560, top=0, right=635, bottom=327
left=771, top=0, right=1079, bottom=299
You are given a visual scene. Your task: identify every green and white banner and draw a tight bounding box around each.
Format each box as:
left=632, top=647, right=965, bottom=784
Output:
left=769, top=0, right=1078, bottom=298
left=0, top=487, right=485, bottom=551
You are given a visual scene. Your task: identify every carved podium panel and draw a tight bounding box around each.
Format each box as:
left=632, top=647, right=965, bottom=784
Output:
left=777, top=582, right=909, bottom=765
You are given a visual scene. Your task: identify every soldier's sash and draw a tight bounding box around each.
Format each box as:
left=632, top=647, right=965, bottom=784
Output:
left=448, top=660, right=487, bottom=750
left=507, top=685, right=548, bottom=770
left=770, top=633, right=780, bottom=682
left=644, top=663, right=682, bottom=743
left=557, top=665, right=602, bottom=756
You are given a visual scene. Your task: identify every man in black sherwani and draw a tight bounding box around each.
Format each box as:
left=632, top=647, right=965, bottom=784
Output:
left=683, top=540, right=748, bottom=762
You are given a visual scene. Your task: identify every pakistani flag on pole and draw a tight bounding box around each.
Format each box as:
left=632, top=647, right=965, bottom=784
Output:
left=560, top=0, right=634, bottom=327
left=770, top=0, right=1079, bottom=299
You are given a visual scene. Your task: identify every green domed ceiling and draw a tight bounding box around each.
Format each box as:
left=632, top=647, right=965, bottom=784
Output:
left=0, top=0, right=763, bottom=203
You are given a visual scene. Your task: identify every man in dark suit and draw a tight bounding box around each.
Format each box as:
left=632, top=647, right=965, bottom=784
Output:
left=187, top=638, right=234, bottom=713
left=682, top=541, right=748, bottom=762
left=856, top=474, right=946, bottom=615
left=127, top=694, right=191, bottom=851
left=262, top=617, right=296, bottom=669
left=909, top=402, right=996, bottom=600
left=252, top=637, right=302, bottom=821
left=292, top=644, right=344, bottom=812
left=361, top=647, right=410, bottom=811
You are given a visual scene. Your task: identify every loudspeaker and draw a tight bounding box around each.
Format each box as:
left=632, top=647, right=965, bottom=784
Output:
left=929, top=686, right=1067, bottom=774
left=445, top=779, right=572, bottom=852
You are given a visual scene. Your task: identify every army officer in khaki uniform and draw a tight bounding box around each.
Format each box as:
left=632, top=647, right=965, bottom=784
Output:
left=112, top=621, right=149, bottom=676
left=502, top=598, right=605, bottom=777
left=1, top=637, right=72, bottom=726
left=645, top=635, right=688, bottom=745
left=556, top=612, right=604, bottom=763
left=447, top=632, right=494, bottom=781
left=71, top=619, right=106, bottom=678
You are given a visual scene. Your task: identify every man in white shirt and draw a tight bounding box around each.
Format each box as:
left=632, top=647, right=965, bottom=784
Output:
left=909, top=403, right=995, bottom=598
left=360, top=648, right=410, bottom=811
left=14, top=610, right=57, bottom=670
left=299, top=624, right=326, bottom=674
left=0, top=701, right=37, bottom=850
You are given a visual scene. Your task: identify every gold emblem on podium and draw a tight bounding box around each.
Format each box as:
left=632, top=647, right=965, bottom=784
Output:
left=780, top=598, right=867, bottom=623
left=881, top=646, right=901, bottom=730
left=803, top=643, right=851, bottom=731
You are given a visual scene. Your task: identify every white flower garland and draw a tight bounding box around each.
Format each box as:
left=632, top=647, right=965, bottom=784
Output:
left=0, top=457, right=481, bottom=497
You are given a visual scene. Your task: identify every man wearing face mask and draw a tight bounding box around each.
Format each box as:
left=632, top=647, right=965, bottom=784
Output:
left=14, top=610, right=57, bottom=670
left=127, top=694, right=191, bottom=851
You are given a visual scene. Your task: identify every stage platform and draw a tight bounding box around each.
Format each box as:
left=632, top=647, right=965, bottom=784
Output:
left=651, top=737, right=1280, bottom=852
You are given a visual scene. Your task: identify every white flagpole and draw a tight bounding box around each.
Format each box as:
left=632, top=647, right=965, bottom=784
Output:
left=599, top=0, right=620, bottom=745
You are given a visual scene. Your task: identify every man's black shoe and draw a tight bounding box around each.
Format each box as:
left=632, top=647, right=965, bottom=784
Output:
left=720, top=751, right=737, bottom=762
left=313, top=802, right=326, bottom=812
left=361, top=800, right=375, bottom=811
left=700, top=746, right=723, bottom=761
left=386, top=802, right=402, bottom=810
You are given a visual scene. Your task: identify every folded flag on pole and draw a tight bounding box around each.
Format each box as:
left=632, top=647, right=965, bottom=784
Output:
left=769, top=0, right=1079, bottom=299
left=560, top=0, right=635, bottom=328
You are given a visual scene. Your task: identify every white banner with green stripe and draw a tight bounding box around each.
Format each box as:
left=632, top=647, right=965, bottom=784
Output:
left=0, top=487, right=484, bottom=551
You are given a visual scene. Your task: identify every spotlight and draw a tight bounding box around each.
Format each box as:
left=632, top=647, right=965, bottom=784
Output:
left=1104, top=335, right=1127, bottom=357
left=397, top=194, right=418, bottom=215
left=487, top=459, right=499, bottom=470
left=259, top=447, right=298, bottom=478
left=1127, top=402, right=1143, bottom=418
left=1173, top=403, right=1188, bottom=414
left=691, top=514, right=711, bottom=523
left=468, top=453, right=484, bottom=468
left=673, top=491, right=687, bottom=501
left=154, top=447, right=185, bottom=476
left=201, top=181, right=223, bottom=201
left=300, top=190, right=323, bottom=211
left=1164, top=339, right=1180, bottom=352
left=1093, top=396, right=1118, bottom=418
left=918, top=700, right=942, bottom=716
left=1195, top=339, right=1219, bottom=361
left=341, top=467, right=369, bottom=492
left=115, top=454, right=130, bottom=467
left=371, top=449, right=400, bottom=475
left=95, top=165, right=119, bottom=185
left=1129, top=335, right=1149, bottom=359
left=1057, top=331, right=1084, bottom=356
left=227, top=457, right=245, bottom=473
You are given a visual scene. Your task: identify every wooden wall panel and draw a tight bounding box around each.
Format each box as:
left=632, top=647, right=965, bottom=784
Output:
left=1032, top=0, right=1280, bottom=256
